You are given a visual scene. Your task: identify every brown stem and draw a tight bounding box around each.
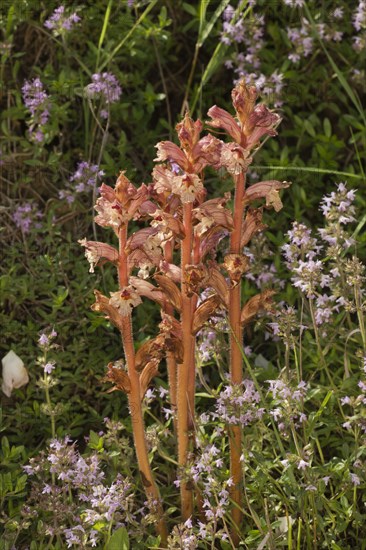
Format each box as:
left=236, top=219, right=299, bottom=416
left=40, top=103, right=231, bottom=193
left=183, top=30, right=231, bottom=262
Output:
left=163, top=240, right=178, bottom=436
left=187, top=233, right=200, bottom=435
left=228, top=170, right=246, bottom=541
left=177, top=202, right=195, bottom=520
left=118, top=225, right=168, bottom=545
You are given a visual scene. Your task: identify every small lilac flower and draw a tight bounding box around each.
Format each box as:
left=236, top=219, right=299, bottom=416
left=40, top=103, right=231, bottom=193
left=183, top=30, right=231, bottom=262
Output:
left=157, top=386, right=168, bottom=398
left=341, top=396, right=351, bottom=405
left=38, top=329, right=57, bottom=348
left=162, top=407, right=173, bottom=420
left=332, top=7, right=344, bottom=19
left=184, top=517, right=193, bottom=529
left=44, top=362, right=56, bottom=374
left=350, top=473, right=361, bottom=486
left=38, top=333, right=49, bottom=347
left=71, top=161, right=104, bottom=190
left=42, top=483, right=52, bottom=494
left=298, top=459, right=309, bottom=470
left=144, top=388, right=155, bottom=401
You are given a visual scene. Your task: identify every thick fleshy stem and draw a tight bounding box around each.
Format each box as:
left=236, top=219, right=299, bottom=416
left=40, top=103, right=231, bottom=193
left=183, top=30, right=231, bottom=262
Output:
left=118, top=224, right=168, bottom=545
left=163, top=240, right=178, bottom=436
left=177, top=202, right=194, bottom=520
left=228, top=170, right=246, bottom=541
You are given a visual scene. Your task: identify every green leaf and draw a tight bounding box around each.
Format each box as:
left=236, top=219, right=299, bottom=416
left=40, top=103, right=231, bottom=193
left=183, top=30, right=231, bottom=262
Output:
left=304, top=119, right=316, bottom=137
left=323, top=118, right=331, bottom=138
left=106, top=527, right=129, bottom=550
left=89, top=430, right=104, bottom=451
left=182, top=3, right=197, bottom=17
left=1, top=436, right=10, bottom=458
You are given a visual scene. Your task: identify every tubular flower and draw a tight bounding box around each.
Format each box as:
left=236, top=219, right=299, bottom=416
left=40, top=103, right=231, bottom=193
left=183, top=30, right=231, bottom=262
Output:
left=171, top=173, right=204, bottom=203
left=109, top=287, right=142, bottom=316
left=78, top=239, right=119, bottom=273
left=94, top=174, right=150, bottom=230
left=155, top=114, right=223, bottom=175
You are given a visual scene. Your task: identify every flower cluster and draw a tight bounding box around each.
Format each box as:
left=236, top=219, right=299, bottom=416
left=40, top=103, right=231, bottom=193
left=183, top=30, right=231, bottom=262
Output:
left=353, top=1, right=366, bottom=51
left=22, top=437, right=136, bottom=547
left=268, top=304, right=307, bottom=346
left=318, top=182, right=356, bottom=251
left=22, top=78, right=50, bottom=143
left=85, top=72, right=122, bottom=118
left=59, top=161, right=104, bottom=203
left=12, top=202, right=43, bottom=233
left=212, top=380, right=263, bottom=426
left=38, top=328, right=57, bottom=349
left=44, top=6, right=80, bottom=35
left=173, top=428, right=233, bottom=543
left=267, top=379, right=308, bottom=436
left=221, top=2, right=363, bottom=105
left=244, top=234, right=285, bottom=291
left=282, top=183, right=364, bottom=325
left=286, top=14, right=345, bottom=64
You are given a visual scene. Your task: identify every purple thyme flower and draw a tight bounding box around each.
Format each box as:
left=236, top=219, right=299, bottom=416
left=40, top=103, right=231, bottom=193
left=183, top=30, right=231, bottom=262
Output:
left=353, top=1, right=366, bottom=31
left=287, top=19, right=314, bottom=63
left=12, top=202, right=43, bottom=233
left=38, top=329, right=57, bottom=348
left=320, top=183, right=356, bottom=224
left=85, top=73, right=122, bottom=117
left=22, top=78, right=50, bottom=143
left=70, top=161, right=104, bottom=192
left=212, top=380, right=262, bottom=426
left=332, top=7, right=344, bottom=19
left=59, top=161, right=104, bottom=202
left=44, top=362, right=56, bottom=374
left=44, top=6, right=80, bottom=34
left=350, top=473, right=361, bottom=486
left=298, top=459, right=309, bottom=470
left=292, top=259, right=323, bottom=298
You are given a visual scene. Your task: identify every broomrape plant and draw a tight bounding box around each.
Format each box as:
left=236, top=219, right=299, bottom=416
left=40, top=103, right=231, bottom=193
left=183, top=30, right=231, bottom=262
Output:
left=80, top=80, right=288, bottom=545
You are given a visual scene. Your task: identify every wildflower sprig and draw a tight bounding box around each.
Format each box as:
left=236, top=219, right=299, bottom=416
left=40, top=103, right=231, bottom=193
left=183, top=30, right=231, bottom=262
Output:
left=36, top=329, right=62, bottom=440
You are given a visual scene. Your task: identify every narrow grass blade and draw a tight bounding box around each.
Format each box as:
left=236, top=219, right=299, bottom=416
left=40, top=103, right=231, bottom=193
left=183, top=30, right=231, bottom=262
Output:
left=252, top=165, right=365, bottom=180
left=96, top=0, right=113, bottom=70
left=198, top=0, right=230, bottom=47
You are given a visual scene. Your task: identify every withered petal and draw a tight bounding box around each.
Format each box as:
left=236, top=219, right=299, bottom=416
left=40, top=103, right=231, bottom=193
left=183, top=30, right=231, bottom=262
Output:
left=192, top=294, right=221, bottom=335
